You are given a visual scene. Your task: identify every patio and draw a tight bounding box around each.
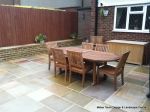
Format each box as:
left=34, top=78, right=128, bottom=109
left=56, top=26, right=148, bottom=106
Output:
left=0, top=1, right=149, bottom=112
left=0, top=53, right=149, bottom=112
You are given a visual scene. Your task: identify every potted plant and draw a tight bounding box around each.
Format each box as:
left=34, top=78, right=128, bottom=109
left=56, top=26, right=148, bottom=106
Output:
left=35, top=33, right=46, bottom=44
left=99, top=8, right=105, bottom=16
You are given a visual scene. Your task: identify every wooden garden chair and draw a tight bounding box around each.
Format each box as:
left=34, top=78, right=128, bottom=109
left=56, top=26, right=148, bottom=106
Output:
left=95, top=44, right=109, bottom=52
left=82, top=42, right=94, bottom=50
left=90, top=36, right=103, bottom=44
left=45, top=42, right=58, bottom=70
left=95, top=44, right=110, bottom=67
left=97, top=51, right=130, bottom=90
left=51, top=48, right=68, bottom=82
left=67, top=50, right=92, bottom=87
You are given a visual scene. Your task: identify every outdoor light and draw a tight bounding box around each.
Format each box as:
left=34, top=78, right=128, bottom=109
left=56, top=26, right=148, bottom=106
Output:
left=99, top=3, right=109, bottom=17
left=103, top=9, right=109, bottom=16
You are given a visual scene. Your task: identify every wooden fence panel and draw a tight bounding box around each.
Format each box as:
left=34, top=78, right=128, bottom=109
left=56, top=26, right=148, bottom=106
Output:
left=0, top=6, right=78, bottom=47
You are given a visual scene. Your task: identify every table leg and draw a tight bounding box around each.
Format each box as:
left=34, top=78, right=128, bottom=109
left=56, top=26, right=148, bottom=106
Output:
left=92, top=62, right=96, bottom=86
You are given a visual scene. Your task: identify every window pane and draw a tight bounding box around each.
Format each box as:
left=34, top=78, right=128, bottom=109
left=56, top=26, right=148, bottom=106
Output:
left=129, top=14, right=143, bottom=30
left=145, top=6, right=150, bottom=29
left=131, top=6, right=143, bottom=11
left=116, top=8, right=127, bottom=29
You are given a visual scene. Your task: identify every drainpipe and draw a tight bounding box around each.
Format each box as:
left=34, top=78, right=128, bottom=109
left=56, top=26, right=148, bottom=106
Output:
left=81, top=0, right=84, bottom=8
left=13, top=0, right=15, bottom=5
left=94, top=0, right=98, bottom=36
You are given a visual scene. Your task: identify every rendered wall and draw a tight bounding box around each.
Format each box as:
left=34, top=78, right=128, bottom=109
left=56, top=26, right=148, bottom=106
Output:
left=20, top=0, right=81, bottom=8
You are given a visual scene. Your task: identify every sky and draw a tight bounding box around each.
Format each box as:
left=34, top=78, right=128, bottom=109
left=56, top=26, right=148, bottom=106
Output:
left=98, top=0, right=150, bottom=6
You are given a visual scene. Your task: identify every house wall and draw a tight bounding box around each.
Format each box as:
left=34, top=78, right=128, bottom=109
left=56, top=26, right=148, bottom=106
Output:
left=90, top=0, right=96, bottom=36
left=83, top=0, right=91, bottom=7
left=0, top=0, right=13, bottom=5
left=59, top=7, right=78, bottom=12
left=91, top=1, right=150, bottom=42
left=0, top=0, right=20, bottom=5
left=20, top=0, right=81, bottom=8
left=78, top=0, right=92, bottom=39
left=0, top=0, right=14, bottom=5
left=91, top=1, right=150, bottom=64
left=98, top=6, right=150, bottom=42
left=98, top=0, right=149, bottom=6
left=78, top=9, right=91, bottom=39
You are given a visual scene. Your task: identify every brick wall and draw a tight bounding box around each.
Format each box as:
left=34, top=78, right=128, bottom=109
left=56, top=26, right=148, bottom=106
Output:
left=78, top=9, right=91, bottom=39
left=63, top=0, right=92, bottom=40
left=90, top=0, right=96, bottom=36
left=98, top=6, right=150, bottom=42
left=0, top=39, right=82, bottom=62
left=0, top=44, right=47, bottom=62
left=91, top=2, right=150, bottom=42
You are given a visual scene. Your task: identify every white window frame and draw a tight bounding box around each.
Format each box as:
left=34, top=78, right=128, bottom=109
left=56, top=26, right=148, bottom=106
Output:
left=113, top=4, right=150, bottom=33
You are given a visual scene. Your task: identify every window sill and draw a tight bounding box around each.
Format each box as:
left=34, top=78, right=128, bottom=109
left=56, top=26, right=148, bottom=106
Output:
left=112, top=29, right=150, bottom=34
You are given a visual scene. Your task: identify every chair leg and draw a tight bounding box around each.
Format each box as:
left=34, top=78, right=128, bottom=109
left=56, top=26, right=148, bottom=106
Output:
left=114, top=76, right=117, bottom=91
left=97, top=68, right=100, bottom=84
left=48, top=54, right=51, bottom=70
left=104, top=62, right=107, bottom=66
left=82, top=73, right=85, bottom=87
left=54, top=66, right=56, bottom=77
left=64, top=68, right=67, bottom=82
left=121, top=71, right=124, bottom=85
left=103, top=74, right=108, bottom=81
left=59, top=68, right=62, bottom=74
left=69, top=70, right=72, bottom=83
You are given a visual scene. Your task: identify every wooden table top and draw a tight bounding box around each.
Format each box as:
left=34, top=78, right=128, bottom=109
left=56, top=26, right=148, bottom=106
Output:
left=83, top=51, right=120, bottom=62
left=58, top=47, right=120, bottom=62
left=58, top=47, right=93, bottom=54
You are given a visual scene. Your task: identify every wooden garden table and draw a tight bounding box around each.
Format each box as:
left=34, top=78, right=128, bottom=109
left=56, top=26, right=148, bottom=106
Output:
left=58, top=47, right=120, bottom=85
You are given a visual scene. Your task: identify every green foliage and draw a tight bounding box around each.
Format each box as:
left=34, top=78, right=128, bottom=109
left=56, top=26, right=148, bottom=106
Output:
left=99, top=8, right=104, bottom=16
left=70, top=32, right=77, bottom=39
left=35, top=33, right=46, bottom=43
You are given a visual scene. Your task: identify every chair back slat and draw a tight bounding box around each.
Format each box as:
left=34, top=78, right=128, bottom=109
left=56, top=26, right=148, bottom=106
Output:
left=51, top=48, right=66, bottom=64
left=90, top=36, right=103, bottom=44
left=67, top=51, right=84, bottom=69
left=45, top=42, right=58, bottom=55
left=82, top=42, right=94, bottom=50
left=116, top=51, right=130, bottom=69
left=95, top=44, right=109, bottom=52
